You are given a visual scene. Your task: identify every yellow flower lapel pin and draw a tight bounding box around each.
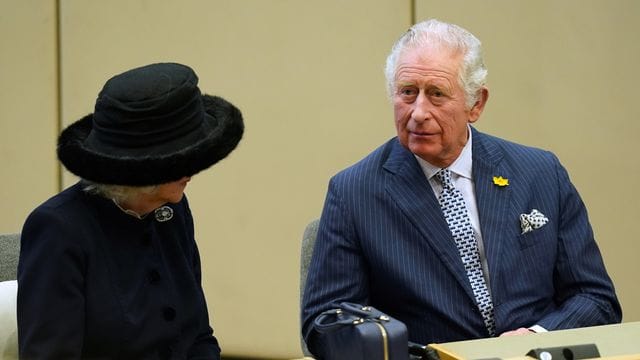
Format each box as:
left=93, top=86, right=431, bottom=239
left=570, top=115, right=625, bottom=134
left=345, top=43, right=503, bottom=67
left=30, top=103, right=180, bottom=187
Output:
left=492, top=176, right=509, bottom=187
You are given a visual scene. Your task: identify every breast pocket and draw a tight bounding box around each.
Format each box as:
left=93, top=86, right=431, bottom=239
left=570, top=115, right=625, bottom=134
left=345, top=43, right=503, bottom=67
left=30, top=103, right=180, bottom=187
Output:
left=517, top=223, right=554, bottom=250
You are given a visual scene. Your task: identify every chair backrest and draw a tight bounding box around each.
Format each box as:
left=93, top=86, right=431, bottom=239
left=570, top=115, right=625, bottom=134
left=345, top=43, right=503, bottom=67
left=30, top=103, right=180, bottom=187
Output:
left=299, top=219, right=319, bottom=357
left=0, top=279, right=18, bottom=358
left=300, top=219, right=319, bottom=298
left=0, top=234, right=20, bottom=358
left=0, top=233, right=20, bottom=282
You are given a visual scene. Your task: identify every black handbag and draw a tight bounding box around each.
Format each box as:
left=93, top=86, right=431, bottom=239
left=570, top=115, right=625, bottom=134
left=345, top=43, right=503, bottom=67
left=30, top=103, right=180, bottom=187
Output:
left=312, top=302, right=409, bottom=360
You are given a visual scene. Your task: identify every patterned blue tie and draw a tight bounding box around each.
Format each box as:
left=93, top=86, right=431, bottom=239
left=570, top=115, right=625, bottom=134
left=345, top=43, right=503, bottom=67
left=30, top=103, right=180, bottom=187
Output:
left=435, top=169, right=496, bottom=336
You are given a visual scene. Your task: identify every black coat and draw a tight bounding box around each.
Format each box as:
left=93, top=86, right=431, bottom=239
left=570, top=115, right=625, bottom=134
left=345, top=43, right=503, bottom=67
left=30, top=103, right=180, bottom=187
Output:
left=18, top=182, right=220, bottom=359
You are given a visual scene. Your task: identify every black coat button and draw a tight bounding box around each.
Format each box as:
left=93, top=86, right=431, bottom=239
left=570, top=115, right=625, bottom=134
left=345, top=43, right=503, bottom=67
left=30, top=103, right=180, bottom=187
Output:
left=158, top=346, right=172, bottom=359
left=141, top=233, right=152, bottom=246
left=148, top=269, right=161, bottom=284
left=163, top=307, right=176, bottom=321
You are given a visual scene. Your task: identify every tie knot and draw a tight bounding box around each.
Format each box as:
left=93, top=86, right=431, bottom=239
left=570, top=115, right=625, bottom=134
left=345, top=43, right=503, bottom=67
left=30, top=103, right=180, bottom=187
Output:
left=435, top=169, right=455, bottom=190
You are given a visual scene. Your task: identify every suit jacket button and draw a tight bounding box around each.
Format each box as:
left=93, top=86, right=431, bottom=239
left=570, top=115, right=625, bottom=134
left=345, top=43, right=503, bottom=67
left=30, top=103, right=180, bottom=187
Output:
left=163, top=307, right=176, bottom=321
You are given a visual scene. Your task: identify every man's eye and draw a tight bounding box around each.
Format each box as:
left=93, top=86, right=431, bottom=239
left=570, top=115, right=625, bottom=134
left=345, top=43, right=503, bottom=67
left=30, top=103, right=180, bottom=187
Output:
left=430, top=89, right=444, bottom=97
left=399, top=88, right=417, bottom=96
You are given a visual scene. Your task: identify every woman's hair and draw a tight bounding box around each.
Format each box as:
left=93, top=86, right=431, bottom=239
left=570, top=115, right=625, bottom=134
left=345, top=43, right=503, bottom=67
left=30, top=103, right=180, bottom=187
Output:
left=82, top=181, right=157, bottom=204
left=384, top=19, right=488, bottom=108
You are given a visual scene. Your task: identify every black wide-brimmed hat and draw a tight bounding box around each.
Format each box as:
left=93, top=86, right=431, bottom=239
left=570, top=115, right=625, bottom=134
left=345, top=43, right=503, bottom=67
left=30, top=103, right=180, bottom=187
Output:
left=58, top=62, right=244, bottom=186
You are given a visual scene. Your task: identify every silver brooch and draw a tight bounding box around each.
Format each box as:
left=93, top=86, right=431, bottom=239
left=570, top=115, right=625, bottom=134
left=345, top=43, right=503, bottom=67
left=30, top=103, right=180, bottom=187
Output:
left=154, top=206, right=174, bottom=222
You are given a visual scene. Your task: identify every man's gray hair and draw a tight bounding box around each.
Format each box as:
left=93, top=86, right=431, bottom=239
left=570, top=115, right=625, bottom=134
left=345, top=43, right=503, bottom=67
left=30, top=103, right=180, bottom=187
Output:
left=384, top=19, right=487, bottom=108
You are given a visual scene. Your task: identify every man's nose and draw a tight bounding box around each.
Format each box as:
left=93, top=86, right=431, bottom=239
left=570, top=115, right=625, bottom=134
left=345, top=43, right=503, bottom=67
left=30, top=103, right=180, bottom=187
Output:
left=411, top=93, right=432, bottom=123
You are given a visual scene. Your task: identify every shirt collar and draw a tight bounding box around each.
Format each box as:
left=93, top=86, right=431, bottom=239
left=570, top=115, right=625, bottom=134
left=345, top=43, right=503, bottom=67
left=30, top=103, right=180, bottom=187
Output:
left=415, top=125, right=473, bottom=181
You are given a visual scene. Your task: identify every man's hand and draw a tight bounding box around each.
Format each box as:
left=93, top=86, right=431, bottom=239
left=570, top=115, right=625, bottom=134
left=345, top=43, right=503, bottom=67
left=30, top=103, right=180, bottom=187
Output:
left=499, top=327, right=534, bottom=336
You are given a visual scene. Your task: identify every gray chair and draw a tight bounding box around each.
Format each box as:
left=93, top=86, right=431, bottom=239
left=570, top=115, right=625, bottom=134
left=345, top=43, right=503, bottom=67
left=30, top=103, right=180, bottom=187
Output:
left=300, top=219, right=319, bottom=358
left=0, top=233, right=20, bottom=358
left=0, top=233, right=20, bottom=282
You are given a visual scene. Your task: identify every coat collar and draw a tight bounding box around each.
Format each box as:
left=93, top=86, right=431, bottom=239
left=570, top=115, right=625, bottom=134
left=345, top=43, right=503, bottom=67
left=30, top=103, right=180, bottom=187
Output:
left=470, top=127, right=512, bottom=305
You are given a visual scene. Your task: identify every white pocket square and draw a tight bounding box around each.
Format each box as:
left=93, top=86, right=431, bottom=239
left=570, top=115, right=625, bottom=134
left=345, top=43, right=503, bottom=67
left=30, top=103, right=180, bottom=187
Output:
left=519, top=209, right=548, bottom=234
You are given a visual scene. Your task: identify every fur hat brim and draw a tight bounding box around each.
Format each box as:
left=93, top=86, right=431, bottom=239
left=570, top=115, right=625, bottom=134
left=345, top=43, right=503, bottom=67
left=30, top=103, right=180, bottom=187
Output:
left=57, top=95, right=244, bottom=186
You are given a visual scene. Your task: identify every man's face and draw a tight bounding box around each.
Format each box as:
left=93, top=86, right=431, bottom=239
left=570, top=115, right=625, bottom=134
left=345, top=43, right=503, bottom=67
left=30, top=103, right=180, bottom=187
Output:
left=392, top=45, right=487, bottom=168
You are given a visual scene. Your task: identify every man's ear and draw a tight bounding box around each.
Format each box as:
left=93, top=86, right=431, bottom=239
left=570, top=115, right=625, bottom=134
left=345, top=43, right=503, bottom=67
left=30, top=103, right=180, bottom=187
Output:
left=469, top=87, right=489, bottom=123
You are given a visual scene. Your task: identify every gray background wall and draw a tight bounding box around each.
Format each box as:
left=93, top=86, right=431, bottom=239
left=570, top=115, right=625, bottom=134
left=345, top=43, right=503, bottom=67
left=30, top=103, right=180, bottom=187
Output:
left=1, top=1, right=638, bottom=358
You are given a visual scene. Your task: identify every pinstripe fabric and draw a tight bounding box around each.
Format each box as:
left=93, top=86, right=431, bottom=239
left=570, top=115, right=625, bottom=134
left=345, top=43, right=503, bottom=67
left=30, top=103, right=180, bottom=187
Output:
left=301, top=127, right=621, bottom=355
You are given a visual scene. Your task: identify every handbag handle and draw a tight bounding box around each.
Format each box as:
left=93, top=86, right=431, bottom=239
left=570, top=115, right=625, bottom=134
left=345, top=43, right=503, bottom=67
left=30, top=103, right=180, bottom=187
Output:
left=313, top=302, right=390, bottom=333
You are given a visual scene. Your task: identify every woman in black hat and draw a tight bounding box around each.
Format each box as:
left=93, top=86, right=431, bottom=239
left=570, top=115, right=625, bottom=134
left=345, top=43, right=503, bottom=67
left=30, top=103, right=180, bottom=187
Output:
left=17, top=63, right=243, bottom=359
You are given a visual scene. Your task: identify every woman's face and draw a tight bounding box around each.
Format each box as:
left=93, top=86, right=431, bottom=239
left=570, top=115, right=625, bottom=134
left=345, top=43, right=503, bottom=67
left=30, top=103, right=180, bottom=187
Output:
left=152, top=176, right=192, bottom=204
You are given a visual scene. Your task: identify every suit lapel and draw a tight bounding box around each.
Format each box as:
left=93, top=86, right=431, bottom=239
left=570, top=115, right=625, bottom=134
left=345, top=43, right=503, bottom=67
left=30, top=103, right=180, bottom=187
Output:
left=383, top=140, right=477, bottom=300
left=471, top=128, right=512, bottom=305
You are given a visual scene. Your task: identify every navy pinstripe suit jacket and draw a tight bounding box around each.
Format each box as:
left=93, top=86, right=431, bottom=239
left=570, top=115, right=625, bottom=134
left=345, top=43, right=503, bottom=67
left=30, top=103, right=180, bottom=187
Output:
left=301, top=127, right=621, bottom=355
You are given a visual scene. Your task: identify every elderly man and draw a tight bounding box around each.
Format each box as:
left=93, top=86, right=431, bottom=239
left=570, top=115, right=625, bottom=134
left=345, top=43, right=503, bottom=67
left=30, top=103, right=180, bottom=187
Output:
left=301, top=19, right=620, bottom=356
